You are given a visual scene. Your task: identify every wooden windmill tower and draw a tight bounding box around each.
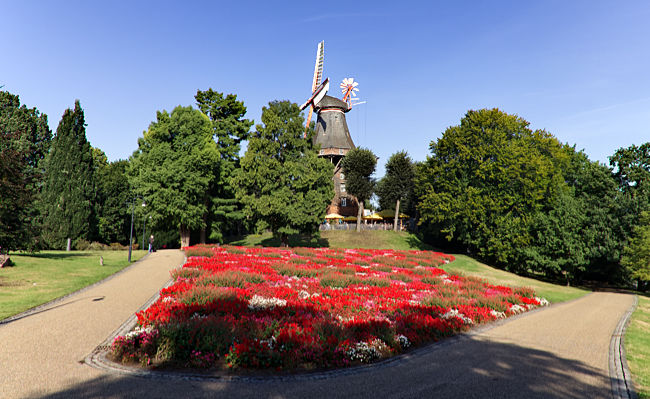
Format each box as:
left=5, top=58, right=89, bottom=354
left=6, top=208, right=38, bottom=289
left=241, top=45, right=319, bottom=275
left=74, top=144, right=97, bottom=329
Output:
left=300, top=41, right=362, bottom=218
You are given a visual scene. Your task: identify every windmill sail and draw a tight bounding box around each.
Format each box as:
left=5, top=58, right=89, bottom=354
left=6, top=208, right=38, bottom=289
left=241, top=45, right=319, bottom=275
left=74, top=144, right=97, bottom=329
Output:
left=305, top=41, right=325, bottom=137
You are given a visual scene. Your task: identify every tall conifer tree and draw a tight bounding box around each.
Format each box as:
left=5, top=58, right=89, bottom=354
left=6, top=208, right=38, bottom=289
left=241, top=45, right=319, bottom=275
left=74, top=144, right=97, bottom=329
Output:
left=0, top=91, right=52, bottom=250
left=41, top=100, right=97, bottom=248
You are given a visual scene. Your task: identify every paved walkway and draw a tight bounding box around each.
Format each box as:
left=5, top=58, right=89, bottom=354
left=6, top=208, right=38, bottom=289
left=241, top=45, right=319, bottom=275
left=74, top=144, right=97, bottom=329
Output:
left=0, top=251, right=636, bottom=399
left=0, top=249, right=185, bottom=399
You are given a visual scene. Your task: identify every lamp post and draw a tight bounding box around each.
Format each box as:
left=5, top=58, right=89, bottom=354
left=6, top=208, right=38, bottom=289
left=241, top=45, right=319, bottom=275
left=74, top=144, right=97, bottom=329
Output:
left=127, top=196, right=145, bottom=262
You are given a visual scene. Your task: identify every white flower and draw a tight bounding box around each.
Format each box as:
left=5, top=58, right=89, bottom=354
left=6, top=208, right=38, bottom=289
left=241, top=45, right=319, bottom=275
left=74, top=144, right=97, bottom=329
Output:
left=509, top=304, right=526, bottom=314
left=248, top=295, right=287, bottom=310
left=490, top=309, right=506, bottom=319
left=535, top=297, right=550, bottom=306
left=441, top=309, right=473, bottom=324
left=396, top=334, right=411, bottom=349
left=125, top=326, right=155, bottom=339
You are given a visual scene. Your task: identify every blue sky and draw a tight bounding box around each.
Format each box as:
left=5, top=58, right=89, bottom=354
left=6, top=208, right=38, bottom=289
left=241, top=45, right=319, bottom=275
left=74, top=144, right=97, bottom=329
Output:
left=3, top=1, right=650, bottom=177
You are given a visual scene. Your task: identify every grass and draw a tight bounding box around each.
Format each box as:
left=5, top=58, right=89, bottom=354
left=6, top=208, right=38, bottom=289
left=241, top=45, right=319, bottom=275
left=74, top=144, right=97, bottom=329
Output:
left=227, top=230, right=589, bottom=304
left=0, top=250, right=146, bottom=320
left=626, top=295, right=650, bottom=398
left=442, top=255, right=588, bottom=304
left=227, top=230, right=433, bottom=250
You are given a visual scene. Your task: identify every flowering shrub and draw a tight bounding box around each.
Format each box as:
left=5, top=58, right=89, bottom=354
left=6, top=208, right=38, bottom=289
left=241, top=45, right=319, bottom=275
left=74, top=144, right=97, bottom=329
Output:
left=111, top=246, right=547, bottom=371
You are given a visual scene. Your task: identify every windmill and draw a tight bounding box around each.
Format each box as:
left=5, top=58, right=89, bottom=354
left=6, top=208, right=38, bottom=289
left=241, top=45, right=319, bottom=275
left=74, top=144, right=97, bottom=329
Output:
left=300, top=42, right=360, bottom=219
left=303, top=41, right=325, bottom=137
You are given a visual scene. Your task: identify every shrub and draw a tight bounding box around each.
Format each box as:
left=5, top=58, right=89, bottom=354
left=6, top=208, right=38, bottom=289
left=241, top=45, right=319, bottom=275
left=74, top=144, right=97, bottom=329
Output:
left=109, top=242, right=127, bottom=250
left=89, top=241, right=108, bottom=251
left=75, top=239, right=91, bottom=250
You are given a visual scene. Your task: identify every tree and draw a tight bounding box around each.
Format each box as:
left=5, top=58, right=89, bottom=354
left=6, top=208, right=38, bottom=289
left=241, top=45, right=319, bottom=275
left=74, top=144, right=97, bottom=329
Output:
left=232, top=100, right=333, bottom=246
left=416, top=108, right=569, bottom=269
left=195, top=89, right=253, bottom=242
left=129, top=106, right=218, bottom=248
left=341, top=148, right=377, bottom=232
left=610, top=143, right=650, bottom=197
left=0, top=91, right=52, bottom=250
left=621, top=211, right=650, bottom=291
left=376, top=151, right=415, bottom=231
left=41, top=101, right=97, bottom=249
left=0, top=129, right=29, bottom=251
left=96, top=159, right=132, bottom=244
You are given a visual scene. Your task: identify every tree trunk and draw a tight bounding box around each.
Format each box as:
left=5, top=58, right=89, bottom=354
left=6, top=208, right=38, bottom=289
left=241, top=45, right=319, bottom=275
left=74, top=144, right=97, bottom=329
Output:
left=356, top=201, right=364, bottom=232
left=66, top=238, right=71, bottom=251
left=280, top=233, right=289, bottom=247
left=180, top=225, right=191, bottom=248
left=393, top=199, right=400, bottom=232
left=200, top=208, right=207, bottom=244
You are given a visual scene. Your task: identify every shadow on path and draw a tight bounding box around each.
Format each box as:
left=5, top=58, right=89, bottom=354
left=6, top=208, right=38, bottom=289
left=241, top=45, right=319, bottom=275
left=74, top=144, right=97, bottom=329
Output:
left=35, top=337, right=613, bottom=399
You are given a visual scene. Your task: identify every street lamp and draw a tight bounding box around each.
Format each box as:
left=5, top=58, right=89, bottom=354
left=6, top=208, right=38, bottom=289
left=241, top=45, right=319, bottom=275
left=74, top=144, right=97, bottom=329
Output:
left=127, top=196, right=145, bottom=262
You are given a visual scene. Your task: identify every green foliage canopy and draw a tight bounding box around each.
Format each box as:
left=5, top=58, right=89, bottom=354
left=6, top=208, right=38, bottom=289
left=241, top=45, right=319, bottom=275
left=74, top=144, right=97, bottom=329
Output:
left=621, top=211, right=650, bottom=288
left=232, top=100, right=333, bottom=245
left=129, top=106, right=219, bottom=247
left=418, top=109, right=569, bottom=263
left=195, top=89, right=253, bottom=241
left=376, top=151, right=415, bottom=230
left=41, top=101, right=96, bottom=249
left=0, top=91, right=51, bottom=250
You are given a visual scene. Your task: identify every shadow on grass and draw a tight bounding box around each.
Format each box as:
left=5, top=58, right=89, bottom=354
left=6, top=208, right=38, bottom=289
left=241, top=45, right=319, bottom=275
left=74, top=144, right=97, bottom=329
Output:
left=404, top=234, right=441, bottom=251
left=227, top=235, right=329, bottom=248
left=15, top=252, right=89, bottom=259
left=35, top=338, right=613, bottom=399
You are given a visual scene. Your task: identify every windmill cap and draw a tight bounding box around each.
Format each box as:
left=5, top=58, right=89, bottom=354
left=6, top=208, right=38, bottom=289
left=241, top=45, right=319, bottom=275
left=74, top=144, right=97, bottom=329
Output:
left=315, top=95, right=350, bottom=112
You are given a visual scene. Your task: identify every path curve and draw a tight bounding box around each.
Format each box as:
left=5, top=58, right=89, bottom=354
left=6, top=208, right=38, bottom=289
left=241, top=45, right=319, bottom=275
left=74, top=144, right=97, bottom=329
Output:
left=0, top=249, right=185, bottom=399
left=0, top=251, right=637, bottom=399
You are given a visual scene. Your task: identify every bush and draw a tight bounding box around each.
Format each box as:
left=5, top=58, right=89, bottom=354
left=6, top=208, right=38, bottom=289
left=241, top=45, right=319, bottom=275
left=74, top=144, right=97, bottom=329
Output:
left=109, top=242, right=128, bottom=250
left=89, top=241, right=108, bottom=251
left=75, top=239, right=91, bottom=250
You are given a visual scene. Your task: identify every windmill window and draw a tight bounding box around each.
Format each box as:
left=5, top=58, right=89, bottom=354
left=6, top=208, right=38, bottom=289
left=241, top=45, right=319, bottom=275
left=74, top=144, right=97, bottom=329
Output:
left=340, top=173, right=345, bottom=180
left=320, top=149, right=324, bottom=155
left=340, top=183, right=346, bottom=193
left=341, top=197, right=347, bottom=207
left=339, top=149, right=344, bottom=155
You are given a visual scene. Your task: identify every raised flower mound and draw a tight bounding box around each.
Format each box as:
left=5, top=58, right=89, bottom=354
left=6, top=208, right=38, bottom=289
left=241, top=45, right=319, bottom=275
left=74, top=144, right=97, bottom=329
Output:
left=111, top=245, right=547, bottom=370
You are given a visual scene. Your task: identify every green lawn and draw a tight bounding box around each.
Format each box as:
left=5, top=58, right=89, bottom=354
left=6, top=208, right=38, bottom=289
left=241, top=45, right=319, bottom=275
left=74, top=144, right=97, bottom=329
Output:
left=626, top=295, right=650, bottom=399
left=227, top=230, right=589, bottom=304
left=0, top=250, right=146, bottom=320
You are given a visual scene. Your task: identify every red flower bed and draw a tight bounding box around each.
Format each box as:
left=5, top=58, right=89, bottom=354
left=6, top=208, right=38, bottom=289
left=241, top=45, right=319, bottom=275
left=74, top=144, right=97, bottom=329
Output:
left=111, top=245, right=547, bottom=370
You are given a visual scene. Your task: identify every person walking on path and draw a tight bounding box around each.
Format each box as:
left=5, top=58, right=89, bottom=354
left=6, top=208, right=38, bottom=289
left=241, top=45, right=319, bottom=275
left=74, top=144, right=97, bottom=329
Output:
left=148, top=235, right=154, bottom=253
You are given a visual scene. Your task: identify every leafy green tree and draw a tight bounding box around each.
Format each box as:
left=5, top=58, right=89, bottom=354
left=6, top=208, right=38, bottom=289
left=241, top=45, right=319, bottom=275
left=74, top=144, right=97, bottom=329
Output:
left=621, top=211, right=650, bottom=291
left=232, top=100, right=333, bottom=246
left=96, top=159, right=131, bottom=244
left=0, top=91, right=52, bottom=250
left=417, top=108, right=569, bottom=268
left=0, top=129, right=29, bottom=251
left=129, top=106, right=218, bottom=247
left=41, top=101, right=97, bottom=249
left=376, top=151, right=415, bottom=231
left=610, top=143, right=650, bottom=197
left=195, top=89, right=253, bottom=242
left=341, top=147, right=377, bottom=232
left=521, top=192, right=588, bottom=285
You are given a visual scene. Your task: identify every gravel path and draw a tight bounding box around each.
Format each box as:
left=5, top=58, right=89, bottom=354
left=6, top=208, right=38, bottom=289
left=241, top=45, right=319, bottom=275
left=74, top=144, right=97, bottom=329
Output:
left=0, top=249, right=185, bottom=399
left=0, top=251, right=636, bottom=399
